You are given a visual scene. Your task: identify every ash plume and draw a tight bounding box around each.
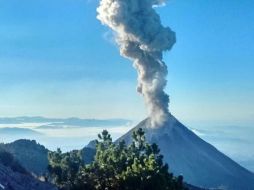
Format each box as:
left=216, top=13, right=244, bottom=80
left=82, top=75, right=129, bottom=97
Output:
left=97, top=0, right=176, bottom=127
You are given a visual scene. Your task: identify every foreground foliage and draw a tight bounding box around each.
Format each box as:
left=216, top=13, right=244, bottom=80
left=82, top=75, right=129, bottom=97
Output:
left=48, top=128, right=187, bottom=190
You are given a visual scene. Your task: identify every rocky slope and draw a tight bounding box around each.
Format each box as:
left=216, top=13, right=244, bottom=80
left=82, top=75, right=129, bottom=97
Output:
left=0, top=147, right=55, bottom=190
left=0, top=163, right=56, bottom=190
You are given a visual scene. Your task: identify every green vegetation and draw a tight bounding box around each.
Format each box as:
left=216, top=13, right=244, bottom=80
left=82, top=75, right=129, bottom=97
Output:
left=48, top=128, right=187, bottom=190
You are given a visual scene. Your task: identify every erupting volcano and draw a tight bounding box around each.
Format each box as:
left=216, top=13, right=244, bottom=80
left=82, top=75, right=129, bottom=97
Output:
left=97, top=0, right=254, bottom=189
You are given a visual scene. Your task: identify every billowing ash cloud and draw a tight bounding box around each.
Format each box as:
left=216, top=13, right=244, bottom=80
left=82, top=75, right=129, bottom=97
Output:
left=97, top=0, right=176, bottom=127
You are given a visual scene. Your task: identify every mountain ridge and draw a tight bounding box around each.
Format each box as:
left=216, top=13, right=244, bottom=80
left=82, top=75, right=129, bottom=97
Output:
left=0, top=146, right=55, bottom=190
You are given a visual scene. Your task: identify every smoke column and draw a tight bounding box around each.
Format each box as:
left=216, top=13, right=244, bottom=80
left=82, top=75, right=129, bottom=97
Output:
left=97, top=0, right=176, bottom=127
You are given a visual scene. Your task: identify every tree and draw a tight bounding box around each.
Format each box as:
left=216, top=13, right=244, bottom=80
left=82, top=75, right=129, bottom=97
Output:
left=48, top=129, right=188, bottom=190
left=48, top=148, right=84, bottom=190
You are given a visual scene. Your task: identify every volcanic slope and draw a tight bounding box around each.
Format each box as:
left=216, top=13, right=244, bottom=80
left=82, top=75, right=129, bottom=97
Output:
left=117, top=115, right=254, bottom=190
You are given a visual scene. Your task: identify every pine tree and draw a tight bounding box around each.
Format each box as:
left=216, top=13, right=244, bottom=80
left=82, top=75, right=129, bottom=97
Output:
left=48, top=129, right=188, bottom=190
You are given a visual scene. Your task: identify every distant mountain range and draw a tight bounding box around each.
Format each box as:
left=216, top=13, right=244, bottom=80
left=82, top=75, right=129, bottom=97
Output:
left=0, top=116, right=132, bottom=129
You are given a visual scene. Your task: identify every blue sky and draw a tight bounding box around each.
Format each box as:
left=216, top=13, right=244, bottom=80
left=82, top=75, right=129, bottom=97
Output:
left=0, top=0, right=254, bottom=126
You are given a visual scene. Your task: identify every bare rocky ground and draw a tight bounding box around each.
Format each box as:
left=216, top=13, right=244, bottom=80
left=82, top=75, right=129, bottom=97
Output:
left=0, top=163, right=56, bottom=190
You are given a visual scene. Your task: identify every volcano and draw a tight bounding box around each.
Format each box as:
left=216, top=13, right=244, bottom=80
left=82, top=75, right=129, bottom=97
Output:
left=117, top=115, right=254, bottom=190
